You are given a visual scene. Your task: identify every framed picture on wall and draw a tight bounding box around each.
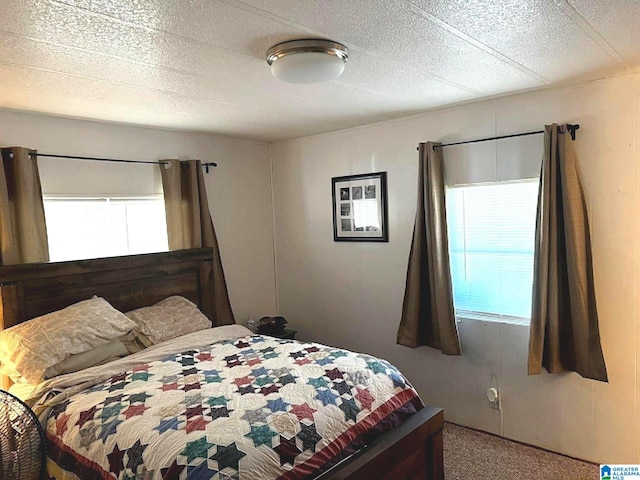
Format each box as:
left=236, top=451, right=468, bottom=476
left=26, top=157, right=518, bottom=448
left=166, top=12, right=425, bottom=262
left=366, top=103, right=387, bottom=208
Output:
left=332, top=171, right=388, bottom=242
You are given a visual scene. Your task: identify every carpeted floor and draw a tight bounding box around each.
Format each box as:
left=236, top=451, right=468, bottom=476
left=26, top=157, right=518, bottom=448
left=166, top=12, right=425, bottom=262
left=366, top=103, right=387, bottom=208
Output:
left=444, top=423, right=599, bottom=479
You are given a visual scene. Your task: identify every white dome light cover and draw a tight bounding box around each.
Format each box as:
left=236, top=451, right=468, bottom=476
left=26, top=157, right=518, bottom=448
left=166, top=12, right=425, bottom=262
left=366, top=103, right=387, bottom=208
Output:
left=266, top=39, right=349, bottom=84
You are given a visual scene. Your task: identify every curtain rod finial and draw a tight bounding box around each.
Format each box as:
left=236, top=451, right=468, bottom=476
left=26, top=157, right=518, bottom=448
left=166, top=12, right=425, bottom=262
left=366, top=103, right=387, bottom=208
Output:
left=201, top=162, right=217, bottom=173
left=568, top=124, right=580, bottom=141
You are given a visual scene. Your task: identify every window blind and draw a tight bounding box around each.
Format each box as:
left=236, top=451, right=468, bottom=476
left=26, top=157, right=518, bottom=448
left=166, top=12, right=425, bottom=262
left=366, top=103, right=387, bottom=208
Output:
left=446, top=180, right=539, bottom=322
left=43, top=196, right=169, bottom=262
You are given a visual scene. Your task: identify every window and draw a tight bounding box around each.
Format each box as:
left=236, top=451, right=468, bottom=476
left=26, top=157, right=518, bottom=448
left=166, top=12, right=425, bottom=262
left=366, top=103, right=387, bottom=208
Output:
left=43, top=196, right=169, bottom=262
left=446, top=180, right=539, bottom=324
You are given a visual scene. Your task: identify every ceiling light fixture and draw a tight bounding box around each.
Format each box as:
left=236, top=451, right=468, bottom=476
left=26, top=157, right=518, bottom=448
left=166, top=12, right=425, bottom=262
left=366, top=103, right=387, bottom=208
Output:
left=266, top=39, right=349, bottom=84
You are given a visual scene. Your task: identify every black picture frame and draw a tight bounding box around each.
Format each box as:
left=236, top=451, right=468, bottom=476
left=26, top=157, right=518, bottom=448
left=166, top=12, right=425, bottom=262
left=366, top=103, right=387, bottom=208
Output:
left=332, top=171, right=388, bottom=242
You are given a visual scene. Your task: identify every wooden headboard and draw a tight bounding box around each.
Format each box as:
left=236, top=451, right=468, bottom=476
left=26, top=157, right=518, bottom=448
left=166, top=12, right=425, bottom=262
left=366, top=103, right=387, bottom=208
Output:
left=0, top=248, right=215, bottom=330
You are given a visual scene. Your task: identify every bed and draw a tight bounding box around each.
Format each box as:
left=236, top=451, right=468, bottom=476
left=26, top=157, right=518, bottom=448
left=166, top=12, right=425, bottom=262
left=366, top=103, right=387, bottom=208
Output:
left=0, top=248, right=444, bottom=480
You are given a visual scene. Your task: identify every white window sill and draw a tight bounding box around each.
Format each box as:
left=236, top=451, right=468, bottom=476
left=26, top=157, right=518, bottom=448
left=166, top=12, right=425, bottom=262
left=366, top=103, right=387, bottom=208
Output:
left=455, top=310, right=530, bottom=327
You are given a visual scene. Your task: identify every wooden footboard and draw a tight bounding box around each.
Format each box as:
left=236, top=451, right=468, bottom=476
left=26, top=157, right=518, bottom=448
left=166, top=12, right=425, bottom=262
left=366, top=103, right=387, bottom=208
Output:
left=318, top=406, right=444, bottom=480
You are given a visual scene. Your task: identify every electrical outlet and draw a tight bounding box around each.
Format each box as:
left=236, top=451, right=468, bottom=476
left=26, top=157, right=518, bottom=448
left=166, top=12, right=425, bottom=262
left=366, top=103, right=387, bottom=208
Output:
left=488, top=375, right=500, bottom=410
left=247, top=315, right=255, bottom=332
left=488, top=387, right=500, bottom=409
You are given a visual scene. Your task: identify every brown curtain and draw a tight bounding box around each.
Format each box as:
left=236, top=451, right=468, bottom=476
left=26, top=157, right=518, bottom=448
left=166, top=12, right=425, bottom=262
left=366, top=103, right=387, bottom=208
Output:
left=160, top=159, right=235, bottom=326
left=397, top=142, right=461, bottom=354
left=528, top=124, right=607, bottom=382
left=0, top=147, right=49, bottom=265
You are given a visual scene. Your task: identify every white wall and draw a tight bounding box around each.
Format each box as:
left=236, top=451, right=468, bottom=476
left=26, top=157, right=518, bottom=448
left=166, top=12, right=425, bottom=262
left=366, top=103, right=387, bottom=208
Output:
left=0, top=109, right=277, bottom=324
left=270, top=70, right=640, bottom=463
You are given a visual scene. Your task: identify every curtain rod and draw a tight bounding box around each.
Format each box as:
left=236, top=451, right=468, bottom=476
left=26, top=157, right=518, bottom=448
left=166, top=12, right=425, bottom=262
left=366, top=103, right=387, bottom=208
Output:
left=425, top=124, right=580, bottom=150
left=21, top=152, right=218, bottom=172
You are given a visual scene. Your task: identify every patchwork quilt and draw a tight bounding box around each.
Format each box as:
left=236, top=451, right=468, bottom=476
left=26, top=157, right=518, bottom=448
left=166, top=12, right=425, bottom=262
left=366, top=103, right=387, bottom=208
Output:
left=45, top=335, right=422, bottom=479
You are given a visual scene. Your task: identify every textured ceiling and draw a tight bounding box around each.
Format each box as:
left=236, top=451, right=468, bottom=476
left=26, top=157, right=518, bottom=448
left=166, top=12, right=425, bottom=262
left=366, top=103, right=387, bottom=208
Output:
left=0, top=0, right=637, bottom=142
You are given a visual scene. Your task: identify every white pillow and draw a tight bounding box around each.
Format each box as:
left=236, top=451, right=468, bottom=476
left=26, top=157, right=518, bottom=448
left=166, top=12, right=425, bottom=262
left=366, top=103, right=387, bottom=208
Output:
left=0, top=297, right=135, bottom=384
left=125, top=296, right=212, bottom=345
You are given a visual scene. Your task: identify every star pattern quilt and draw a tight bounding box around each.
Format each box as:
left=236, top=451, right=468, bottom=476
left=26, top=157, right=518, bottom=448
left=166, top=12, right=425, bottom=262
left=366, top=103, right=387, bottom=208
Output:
left=45, top=334, right=422, bottom=479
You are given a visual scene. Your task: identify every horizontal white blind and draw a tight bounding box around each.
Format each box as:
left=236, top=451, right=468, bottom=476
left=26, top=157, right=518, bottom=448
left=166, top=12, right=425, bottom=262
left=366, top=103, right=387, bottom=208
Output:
left=446, top=180, right=538, bottom=321
left=43, top=196, right=169, bottom=262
